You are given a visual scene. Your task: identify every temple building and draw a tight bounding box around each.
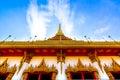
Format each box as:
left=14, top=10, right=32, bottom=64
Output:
left=0, top=24, right=120, bottom=80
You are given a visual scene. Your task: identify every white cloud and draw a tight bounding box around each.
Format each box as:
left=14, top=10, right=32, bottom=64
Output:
left=94, top=26, right=110, bottom=34
left=48, top=0, right=74, bottom=34
left=26, top=0, right=74, bottom=40
left=26, top=0, right=50, bottom=40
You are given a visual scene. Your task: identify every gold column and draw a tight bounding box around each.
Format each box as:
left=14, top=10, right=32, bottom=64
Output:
left=57, top=49, right=65, bottom=74
left=38, top=74, right=41, bottom=80
left=22, top=72, right=29, bottom=80
left=51, top=72, right=57, bottom=80
left=66, top=72, right=72, bottom=80
left=107, top=72, right=114, bottom=80
left=6, top=73, right=14, bottom=80
left=88, top=50, right=103, bottom=72
left=93, top=71, right=99, bottom=80
left=17, top=50, right=33, bottom=74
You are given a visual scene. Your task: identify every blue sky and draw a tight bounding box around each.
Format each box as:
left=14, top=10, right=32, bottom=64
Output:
left=0, top=0, right=120, bottom=41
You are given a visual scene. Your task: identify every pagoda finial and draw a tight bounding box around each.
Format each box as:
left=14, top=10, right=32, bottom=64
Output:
left=56, top=24, right=64, bottom=35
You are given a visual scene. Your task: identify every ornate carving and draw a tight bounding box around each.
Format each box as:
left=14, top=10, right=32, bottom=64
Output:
left=24, top=59, right=57, bottom=80
left=57, top=50, right=65, bottom=63
left=88, top=50, right=98, bottom=63
left=22, top=50, right=34, bottom=63
left=0, top=59, right=16, bottom=80
left=17, top=50, right=33, bottom=74
left=104, top=58, right=120, bottom=80
left=24, top=58, right=58, bottom=73
left=6, top=64, right=16, bottom=80
left=0, top=58, right=8, bottom=73
left=57, top=49, right=65, bottom=74
left=88, top=50, right=103, bottom=72
left=65, top=59, right=97, bottom=80
left=66, top=59, right=97, bottom=73
left=104, top=58, right=120, bottom=72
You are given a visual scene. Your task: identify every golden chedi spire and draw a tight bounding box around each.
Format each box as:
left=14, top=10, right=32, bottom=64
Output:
left=56, top=24, right=64, bottom=35
left=48, top=24, right=72, bottom=40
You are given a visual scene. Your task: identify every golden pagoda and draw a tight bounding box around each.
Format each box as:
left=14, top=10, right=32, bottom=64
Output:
left=0, top=24, right=120, bottom=80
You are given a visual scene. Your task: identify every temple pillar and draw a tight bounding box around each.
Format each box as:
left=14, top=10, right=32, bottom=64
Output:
left=22, top=73, right=29, bottom=80
left=88, top=50, right=109, bottom=80
left=38, top=74, right=41, bottom=80
left=56, top=50, right=67, bottom=80
left=93, top=71, right=99, bottom=80
left=51, top=72, right=57, bottom=80
left=56, top=63, right=67, bottom=80
left=6, top=73, right=14, bottom=80
left=11, top=50, right=33, bottom=80
left=81, top=73, right=84, bottom=80
left=66, top=72, right=72, bottom=80
left=107, top=72, right=114, bottom=80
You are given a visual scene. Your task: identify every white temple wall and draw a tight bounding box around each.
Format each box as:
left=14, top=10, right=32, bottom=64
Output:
left=0, top=57, right=22, bottom=68
left=0, top=56, right=120, bottom=80
left=0, top=56, right=120, bottom=69
left=0, top=56, right=120, bottom=68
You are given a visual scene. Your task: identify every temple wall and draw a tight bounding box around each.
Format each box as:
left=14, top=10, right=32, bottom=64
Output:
left=0, top=56, right=120, bottom=68
left=0, top=56, right=120, bottom=80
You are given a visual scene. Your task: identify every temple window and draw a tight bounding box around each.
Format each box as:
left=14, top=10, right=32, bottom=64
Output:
left=28, top=73, right=51, bottom=80
left=28, top=74, right=39, bottom=80
left=112, top=73, right=120, bottom=79
left=0, top=74, right=7, bottom=80
left=71, top=72, right=94, bottom=80
left=72, top=73, right=81, bottom=79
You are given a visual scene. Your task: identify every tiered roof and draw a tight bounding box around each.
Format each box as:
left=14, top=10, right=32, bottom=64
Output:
left=48, top=24, right=72, bottom=40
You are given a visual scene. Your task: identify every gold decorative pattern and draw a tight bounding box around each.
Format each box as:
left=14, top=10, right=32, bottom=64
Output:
left=57, top=49, right=65, bottom=74
left=0, top=59, right=16, bottom=80
left=104, top=58, right=120, bottom=80
left=24, top=59, right=57, bottom=80
left=24, top=58, right=58, bottom=73
left=0, top=58, right=8, bottom=73
left=65, top=59, right=97, bottom=80
left=65, top=59, right=97, bottom=73
left=88, top=50, right=103, bottom=72
left=104, top=58, right=120, bottom=72
left=88, top=50, right=98, bottom=63
left=17, top=50, right=34, bottom=74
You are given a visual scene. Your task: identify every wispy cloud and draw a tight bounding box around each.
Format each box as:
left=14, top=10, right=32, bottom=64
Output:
left=26, top=0, right=74, bottom=40
left=94, top=25, right=110, bottom=34
left=26, top=0, right=50, bottom=40
left=48, top=0, right=74, bottom=34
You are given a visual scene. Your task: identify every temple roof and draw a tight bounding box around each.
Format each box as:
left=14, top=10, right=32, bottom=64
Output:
left=48, top=24, right=72, bottom=40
